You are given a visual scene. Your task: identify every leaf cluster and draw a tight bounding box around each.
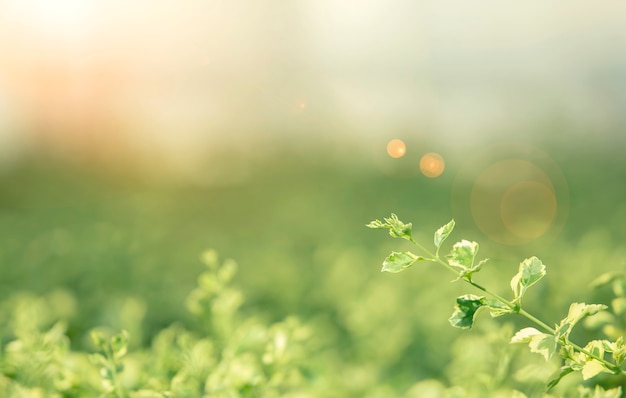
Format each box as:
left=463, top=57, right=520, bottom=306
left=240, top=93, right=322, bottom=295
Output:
left=368, top=214, right=626, bottom=394
left=0, top=251, right=316, bottom=398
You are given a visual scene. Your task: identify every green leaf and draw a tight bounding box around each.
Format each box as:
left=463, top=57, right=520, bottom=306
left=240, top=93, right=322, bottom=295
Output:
left=559, top=344, right=576, bottom=361
left=381, top=252, right=424, bottom=273
left=511, top=329, right=557, bottom=361
left=485, top=298, right=514, bottom=317
left=581, top=360, right=608, bottom=380
left=528, top=333, right=557, bottom=361
left=201, top=249, right=219, bottom=270
left=567, top=303, right=607, bottom=324
left=555, top=321, right=572, bottom=339
left=510, top=257, right=546, bottom=303
left=367, top=213, right=413, bottom=241
left=90, top=330, right=107, bottom=351
left=609, top=337, right=626, bottom=366
left=88, top=353, right=108, bottom=367
left=546, top=366, right=574, bottom=392
left=590, top=272, right=622, bottom=289
left=557, top=303, right=608, bottom=339
left=583, top=340, right=606, bottom=360
left=579, top=386, right=623, bottom=398
left=613, top=278, right=626, bottom=297
left=457, top=258, right=488, bottom=282
left=510, top=327, right=542, bottom=344
left=447, top=240, right=487, bottom=281
left=448, top=294, right=486, bottom=329
left=612, top=297, right=626, bottom=315
left=434, top=219, right=455, bottom=251
left=447, top=240, right=478, bottom=269
left=366, top=219, right=386, bottom=229
left=111, top=330, right=129, bottom=359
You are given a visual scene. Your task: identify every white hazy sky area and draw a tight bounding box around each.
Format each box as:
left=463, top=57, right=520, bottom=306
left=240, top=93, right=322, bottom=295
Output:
left=1, top=0, right=626, bottom=176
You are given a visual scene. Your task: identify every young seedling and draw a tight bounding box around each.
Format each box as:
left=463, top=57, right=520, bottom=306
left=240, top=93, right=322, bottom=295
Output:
left=89, top=329, right=130, bottom=398
left=367, top=214, right=626, bottom=392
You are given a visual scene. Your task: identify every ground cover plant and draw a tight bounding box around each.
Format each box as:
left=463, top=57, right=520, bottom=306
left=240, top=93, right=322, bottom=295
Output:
left=368, top=214, right=626, bottom=397
left=0, top=250, right=318, bottom=397
left=0, top=142, right=624, bottom=397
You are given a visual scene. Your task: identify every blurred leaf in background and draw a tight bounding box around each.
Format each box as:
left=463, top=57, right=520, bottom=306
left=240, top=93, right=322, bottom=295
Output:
left=0, top=1, right=625, bottom=396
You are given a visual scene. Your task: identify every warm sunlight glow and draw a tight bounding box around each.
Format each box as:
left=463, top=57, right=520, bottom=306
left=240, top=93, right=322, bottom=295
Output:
left=500, top=181, right=557, bottom=240
left=419, top=152, right=445, bottom=178
left=386, top=139, right=406, bottom=158
left=4, top=0, right=95, bottom=41
left=470, top=159, right=558, bottom=245
left=294, top=97, right=308, bottom=111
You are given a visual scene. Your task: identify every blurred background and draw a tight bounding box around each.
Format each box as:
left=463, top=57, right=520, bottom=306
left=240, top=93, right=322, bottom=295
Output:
left=1, top=0, right=626, bottom=395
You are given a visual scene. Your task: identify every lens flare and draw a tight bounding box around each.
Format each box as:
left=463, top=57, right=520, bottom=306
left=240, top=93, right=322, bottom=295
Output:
left=420, top=152, right=445, bottom=178
left=501, top=181, right=557, bottom=240
left=470, top=159, right=558, bottom=244
left=386, top=139, right=406, bottom=158
left=451, top=144, right=569, bottom=246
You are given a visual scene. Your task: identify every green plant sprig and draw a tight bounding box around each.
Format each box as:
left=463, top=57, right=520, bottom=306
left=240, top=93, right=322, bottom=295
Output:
left=367, top=214, right=626, bottom=391
left=89, top=329, right=130, bottom=398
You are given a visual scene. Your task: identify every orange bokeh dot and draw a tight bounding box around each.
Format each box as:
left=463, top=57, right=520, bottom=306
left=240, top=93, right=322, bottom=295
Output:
left=387, top=139, right=406, bottom=158
left=293, top=96, right=307, bottom=111
left=420, top=152, right=445, bottom=178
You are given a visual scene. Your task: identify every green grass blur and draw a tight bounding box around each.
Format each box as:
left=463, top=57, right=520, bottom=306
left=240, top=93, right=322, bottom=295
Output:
left=0, top=133, right=625, bottom=395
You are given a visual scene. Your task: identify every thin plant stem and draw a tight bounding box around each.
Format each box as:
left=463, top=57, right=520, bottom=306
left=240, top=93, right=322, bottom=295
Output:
left=409, top=237, right=625, bottom=375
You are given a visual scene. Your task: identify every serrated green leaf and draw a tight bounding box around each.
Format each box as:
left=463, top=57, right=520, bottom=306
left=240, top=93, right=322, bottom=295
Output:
left=447, top=240, right=479, bottom=270
left=510, top=257, right=546, bottom=303
left=546, top=366, right=574, bottom=392
left=448, top=294, right=485, bottom=329
left=510, top=327, right=542, bottom=343
left=381, top=251, right=423, bottom=273
left=447, top=240, right=486, bottom=282
left=581, top=360, right=608, bottom=380
left=557, top=303, right=608, bottom=339
left=528, top=333, right=556, bottom=361
left=601, top=339, right=615, bottom=352
left=568, top=303, right=607, bottom=323
left=583, top=340, right=606, bottom=359
left=485, top=298, right=514, bottom=317
left=434, top=219, right=455, bottom=250
left=367, top=214, right=413, bottom=241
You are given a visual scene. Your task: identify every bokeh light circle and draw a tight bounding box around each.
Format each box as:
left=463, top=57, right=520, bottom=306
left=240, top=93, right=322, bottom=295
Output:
left=452, top=144, right=569, bottom=246
left=420, top=152, right=445, bottom=178
left=386, top=139, right=406, bottom=158
left=500, top=181, right=557, bottom=240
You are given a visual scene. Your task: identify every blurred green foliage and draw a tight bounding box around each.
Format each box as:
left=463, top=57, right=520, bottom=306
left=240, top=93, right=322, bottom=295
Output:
left=0, top=137, right=625, bottom=396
